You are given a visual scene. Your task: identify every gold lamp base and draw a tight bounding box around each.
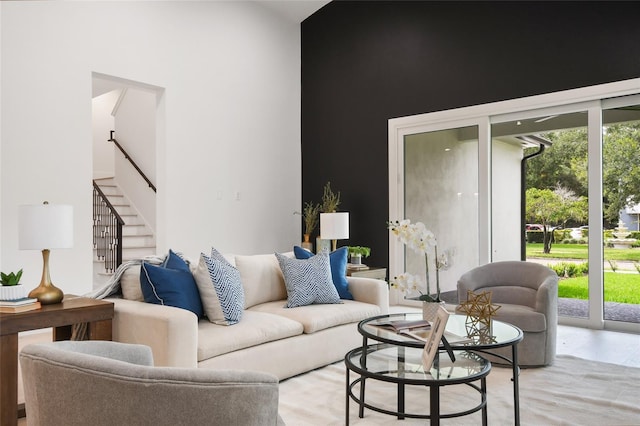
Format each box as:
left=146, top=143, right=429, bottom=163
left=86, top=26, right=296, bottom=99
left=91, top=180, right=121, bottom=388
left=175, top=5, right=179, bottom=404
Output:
left=28, top=249, right=64, bottom=305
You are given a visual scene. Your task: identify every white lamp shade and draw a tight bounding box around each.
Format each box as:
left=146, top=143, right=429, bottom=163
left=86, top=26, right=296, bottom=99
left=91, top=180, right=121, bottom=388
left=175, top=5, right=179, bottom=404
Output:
left=320, top=212, right=349, bottom=240
left=19, top=204, right=74, bottom=250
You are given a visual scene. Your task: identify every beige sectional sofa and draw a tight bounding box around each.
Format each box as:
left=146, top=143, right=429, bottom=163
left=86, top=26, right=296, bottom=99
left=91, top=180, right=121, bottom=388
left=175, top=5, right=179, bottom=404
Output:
left=107, top=252, right=389, bottom=380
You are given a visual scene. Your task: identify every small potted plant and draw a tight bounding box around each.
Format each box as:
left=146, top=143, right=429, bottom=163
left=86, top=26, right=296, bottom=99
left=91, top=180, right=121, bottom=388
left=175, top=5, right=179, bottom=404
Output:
left=0, top=269, right=28, bottom=300
left=347, top=246, right=371, bottom=264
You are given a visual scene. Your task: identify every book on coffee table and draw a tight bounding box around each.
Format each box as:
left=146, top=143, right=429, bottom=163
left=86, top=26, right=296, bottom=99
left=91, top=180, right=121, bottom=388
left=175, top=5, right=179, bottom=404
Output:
left=372, top=319, right=435, bottom=342
left=375, top=319, right=430, bottom=331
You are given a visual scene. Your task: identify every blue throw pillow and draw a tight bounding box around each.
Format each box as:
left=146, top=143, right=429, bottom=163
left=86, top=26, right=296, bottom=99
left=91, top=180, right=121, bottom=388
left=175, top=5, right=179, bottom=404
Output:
left=293, top=245, right=353, bottom=300
left=163, top=249, right=191, bottom=272
left=276, top=251, right=342, bottom=308
left=140, top=260, right=204, bottom=318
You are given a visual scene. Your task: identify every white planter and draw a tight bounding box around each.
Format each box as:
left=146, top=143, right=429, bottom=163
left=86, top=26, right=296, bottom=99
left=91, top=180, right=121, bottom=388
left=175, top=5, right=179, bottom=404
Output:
left=0, top=284, right=29, bottom=301
left=422, top=301, right=446, bottom=322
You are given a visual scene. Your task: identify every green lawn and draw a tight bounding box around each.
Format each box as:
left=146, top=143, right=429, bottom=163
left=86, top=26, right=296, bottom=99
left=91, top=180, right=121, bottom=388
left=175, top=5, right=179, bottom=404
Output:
left=526, top=243, right=640, bottom=304
left=559, top=272, right=640, bottom=304
left=527, top=243, right=640, bottom=261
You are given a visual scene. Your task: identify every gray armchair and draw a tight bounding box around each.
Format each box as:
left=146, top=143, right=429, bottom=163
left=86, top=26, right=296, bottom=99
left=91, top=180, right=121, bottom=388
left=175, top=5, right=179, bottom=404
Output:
left=456, top=261, right=558, bottom=367
left=19, top=340, right=283, bottom=426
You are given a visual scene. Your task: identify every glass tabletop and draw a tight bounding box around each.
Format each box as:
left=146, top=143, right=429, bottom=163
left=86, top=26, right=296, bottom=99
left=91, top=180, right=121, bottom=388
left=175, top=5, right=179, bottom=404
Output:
left=345, top=344, right=491, bottom=385
left=360, top=312, right=523, bottom=350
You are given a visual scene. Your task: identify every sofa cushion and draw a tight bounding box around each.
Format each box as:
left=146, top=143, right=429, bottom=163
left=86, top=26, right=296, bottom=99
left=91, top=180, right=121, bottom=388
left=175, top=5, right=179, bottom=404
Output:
left=490, top=303, right=547, bottom=333
left=275, top=251, right=341, bottom=308
left=478, top=285, right=538, bottom=309
left=235, top=253, right=289, bottom=309
left=140, top=258, right=203, bottom=318
left=121, top=265, right=143, bottom=302
left=249, top=300, right=381, bottom=334
left=197, top=310, right=303, bottom=360
left=200, top=248, right=245, bottom=325
left=293, top=246, right=353, bottom=300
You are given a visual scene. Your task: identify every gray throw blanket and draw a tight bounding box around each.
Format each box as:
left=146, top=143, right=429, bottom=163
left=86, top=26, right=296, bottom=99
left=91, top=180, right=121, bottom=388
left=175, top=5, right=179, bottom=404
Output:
left=71, top=255, right=167, bottom=340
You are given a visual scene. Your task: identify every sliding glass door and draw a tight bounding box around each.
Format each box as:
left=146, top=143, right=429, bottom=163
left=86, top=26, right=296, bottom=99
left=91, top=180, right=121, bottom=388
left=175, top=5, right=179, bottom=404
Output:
left=403, top=127, right=479, bottom=302
left=389, top=78, right=640, bottom=331
left=601, top=97, right=640, bottom=326
left=491, top=110, right=591, bottom=321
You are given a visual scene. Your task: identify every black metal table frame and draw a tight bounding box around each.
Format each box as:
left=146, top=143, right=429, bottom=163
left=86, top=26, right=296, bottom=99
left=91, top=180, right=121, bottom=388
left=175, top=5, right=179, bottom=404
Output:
left=345, top=344, right=490, bottom=426
left=358, top=313, right=524, bottom=425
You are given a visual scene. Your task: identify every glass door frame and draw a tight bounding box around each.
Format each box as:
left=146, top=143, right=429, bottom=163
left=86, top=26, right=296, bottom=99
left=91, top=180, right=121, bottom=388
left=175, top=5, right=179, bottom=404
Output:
left=388, top=116, right=490, bottom=307
left=389, top=77, right=640, bottom=332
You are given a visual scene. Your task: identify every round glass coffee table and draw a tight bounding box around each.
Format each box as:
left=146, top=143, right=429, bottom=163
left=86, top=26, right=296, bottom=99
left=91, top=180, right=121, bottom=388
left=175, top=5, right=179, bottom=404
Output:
left=358, top=313, right=524, bottom=425
left=345, top=344, right=491, bottom=425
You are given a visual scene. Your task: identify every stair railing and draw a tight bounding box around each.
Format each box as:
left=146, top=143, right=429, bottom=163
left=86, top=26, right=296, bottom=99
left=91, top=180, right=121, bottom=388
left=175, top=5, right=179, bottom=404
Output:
left=108, top=130, right=157, bottom=192
left=93, top=181, right=124, bottom=273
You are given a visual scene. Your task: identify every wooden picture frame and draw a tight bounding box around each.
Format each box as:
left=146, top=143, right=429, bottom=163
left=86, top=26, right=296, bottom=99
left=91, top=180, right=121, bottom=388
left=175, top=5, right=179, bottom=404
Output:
left=421, top=305, right=450, bottom=370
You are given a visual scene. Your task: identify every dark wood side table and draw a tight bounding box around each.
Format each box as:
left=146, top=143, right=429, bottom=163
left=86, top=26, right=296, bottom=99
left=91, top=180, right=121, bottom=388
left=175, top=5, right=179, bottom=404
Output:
left=0, top=295, right=114, bottom=426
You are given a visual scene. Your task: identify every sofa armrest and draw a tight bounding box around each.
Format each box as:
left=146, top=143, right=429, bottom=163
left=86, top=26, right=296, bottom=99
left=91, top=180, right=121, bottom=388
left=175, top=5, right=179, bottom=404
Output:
left=107, top=297, right=199, bottom=368
left=347, top=277, right=389, bottom=315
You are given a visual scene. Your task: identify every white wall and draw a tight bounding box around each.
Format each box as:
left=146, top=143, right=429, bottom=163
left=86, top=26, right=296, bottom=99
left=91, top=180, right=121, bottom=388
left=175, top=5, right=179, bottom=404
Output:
left=0, top=1, right=302, bottom=295
left=0, top=4, right=3, bottom=270
left=491, top=139, right=523, bottom=261
left=92, top=90, right=118, bottom=179
left=113, top=87, right=157, bottom=230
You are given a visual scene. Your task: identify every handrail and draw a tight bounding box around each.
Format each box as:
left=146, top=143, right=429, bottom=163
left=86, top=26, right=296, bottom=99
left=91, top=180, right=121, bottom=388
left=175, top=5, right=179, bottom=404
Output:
left=93, top=180, right=124, bottom=273
left=108, top=130, right=157, bottom=192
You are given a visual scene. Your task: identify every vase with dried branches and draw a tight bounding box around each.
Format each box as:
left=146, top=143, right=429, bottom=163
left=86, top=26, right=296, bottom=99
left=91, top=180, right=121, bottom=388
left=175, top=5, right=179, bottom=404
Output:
left=295, top=202, right=320, bottom=251
left=321, top=181, right=340, bottom=213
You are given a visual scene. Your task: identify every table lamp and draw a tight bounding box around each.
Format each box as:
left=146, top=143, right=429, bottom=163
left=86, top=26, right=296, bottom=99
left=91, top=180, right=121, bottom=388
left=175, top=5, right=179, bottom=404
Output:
left=320, top=212, right=349, bottom=251
left=19, top=201, right=74, bottom=305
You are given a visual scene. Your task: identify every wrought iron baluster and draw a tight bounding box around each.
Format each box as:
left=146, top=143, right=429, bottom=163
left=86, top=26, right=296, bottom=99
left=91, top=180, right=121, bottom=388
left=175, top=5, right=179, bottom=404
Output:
left=92, top=181, right=125, bottom=273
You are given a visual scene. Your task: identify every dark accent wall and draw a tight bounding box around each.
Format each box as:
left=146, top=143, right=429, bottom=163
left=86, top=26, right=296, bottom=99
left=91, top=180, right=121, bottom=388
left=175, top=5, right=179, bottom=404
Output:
left=301, top=1, right=640, bottom=270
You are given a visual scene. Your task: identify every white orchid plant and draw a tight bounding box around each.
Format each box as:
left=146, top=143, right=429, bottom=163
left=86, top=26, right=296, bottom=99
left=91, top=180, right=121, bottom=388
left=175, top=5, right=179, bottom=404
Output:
left=388, top=219, right=453, bottom=303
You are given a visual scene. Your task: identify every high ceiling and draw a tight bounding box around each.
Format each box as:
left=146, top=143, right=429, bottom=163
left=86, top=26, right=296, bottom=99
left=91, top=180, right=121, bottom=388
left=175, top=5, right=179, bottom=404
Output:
left=92, top=1, right=330, bottom=98
left=259, top=0, right=329, bottom=23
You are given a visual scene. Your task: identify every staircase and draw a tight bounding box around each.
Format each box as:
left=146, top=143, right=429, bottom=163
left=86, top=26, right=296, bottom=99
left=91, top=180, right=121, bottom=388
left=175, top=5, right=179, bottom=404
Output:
left=93, top=177, right=156, bottom=287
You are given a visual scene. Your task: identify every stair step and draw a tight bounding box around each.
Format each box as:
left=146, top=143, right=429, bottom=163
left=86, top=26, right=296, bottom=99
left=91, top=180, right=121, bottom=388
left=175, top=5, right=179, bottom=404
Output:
left=120, top=214, right=146, bottom=226
left=99, top=187, right=122, bottom=196
left=123, top=246, right=157, bottom=259
left=110, top=205, right=136, bottom=215
left=123, top=224, right=151, bottom=236
left=123, top=235, right=155, bottom=247
left=94, top=179, right=156, bottom=281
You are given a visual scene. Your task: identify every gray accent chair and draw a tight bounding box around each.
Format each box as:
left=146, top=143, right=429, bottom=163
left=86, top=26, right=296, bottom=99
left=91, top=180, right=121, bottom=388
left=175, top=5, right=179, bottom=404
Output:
left=19, top=340, right=284, bottom=426
left=456, top=261, right=558, bottom=367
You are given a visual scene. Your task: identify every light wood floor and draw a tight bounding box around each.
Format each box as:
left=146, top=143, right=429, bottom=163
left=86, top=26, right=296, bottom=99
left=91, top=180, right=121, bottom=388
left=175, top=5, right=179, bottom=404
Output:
left=556, top=324, right=640, bottom=367
left=14, top=314, right=640, bottom=425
